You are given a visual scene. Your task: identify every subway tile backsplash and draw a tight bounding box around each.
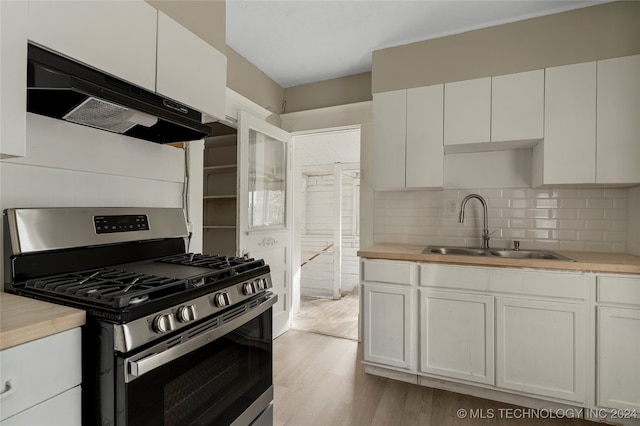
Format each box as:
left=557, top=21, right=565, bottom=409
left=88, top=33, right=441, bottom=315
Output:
left=374, top=187, right=628, bottom=252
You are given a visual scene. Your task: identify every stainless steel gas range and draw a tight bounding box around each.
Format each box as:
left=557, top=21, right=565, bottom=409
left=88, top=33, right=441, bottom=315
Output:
left=3, top=207, right=276, bottom=426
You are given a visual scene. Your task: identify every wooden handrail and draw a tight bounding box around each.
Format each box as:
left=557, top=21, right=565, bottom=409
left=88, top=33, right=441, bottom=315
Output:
left=300, top=243, right=334, bottom=267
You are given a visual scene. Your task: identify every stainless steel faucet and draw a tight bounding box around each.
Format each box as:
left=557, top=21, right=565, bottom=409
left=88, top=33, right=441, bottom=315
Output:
left=459, top=194, right=490, bottom=249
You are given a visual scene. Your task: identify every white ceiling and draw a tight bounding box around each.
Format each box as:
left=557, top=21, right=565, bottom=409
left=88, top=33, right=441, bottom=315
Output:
left=226, top=0, right=608, bottom=88
left=296, top=129, right=361, bottom=166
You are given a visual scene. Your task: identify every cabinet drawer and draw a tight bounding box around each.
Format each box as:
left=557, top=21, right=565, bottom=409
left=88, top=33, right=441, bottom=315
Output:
left=362, top=260, right=417, bottom=285
left=419, top=264, right=489, bottom=291
left=597, top=275, right=640, bottom=307
left=0, top=328, right=81, bottom=421
left=490, top=269, right=588, bottom=300
left=1, top=386, right=81, bottom=426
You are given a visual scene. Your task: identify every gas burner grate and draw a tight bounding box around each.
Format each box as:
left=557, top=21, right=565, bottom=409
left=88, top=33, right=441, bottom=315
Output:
left=25, top=268, right=190, bottom=308
left=156, top=254, right=265, bottom=282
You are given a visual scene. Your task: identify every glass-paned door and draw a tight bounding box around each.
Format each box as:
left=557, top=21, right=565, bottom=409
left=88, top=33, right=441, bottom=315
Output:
left=248, top=129, right=287, bottom=229
left=239, top=112, right=292, bottom=338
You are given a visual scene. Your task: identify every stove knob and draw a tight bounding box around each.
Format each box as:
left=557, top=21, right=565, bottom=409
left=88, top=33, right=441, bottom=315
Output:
left=214, top=292, right=231, bottom=307
left=177, top=305, right=197, bottom=323
left=153, top=313, right=175, bottom=334
left=255, top=279, right=266, bottom=291
left=243, top=282, right=256, bottom=295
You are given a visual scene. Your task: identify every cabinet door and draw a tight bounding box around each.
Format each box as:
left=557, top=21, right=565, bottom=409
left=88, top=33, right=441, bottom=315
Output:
left=27, top=0, right=157, bottom=91
left=496, top=298, right=586, bottom=403
left=372, top=90, right=406, bottom=189
left=0, top=328, right=81, bottom=421
left=541, top=62, right=596, bottom=185
left=596, top=54, right=640, bottom=185
left=420, top=290, right=494, bottom=385
left=491, top=70, right=543, bottom=142
left=406, top=85, right=443, bottom=188
left=597, top=306, right=640, bottom=411
left=156, top=11, right=226, bottom=120
left=0, top=1, right=27, bottom=159
left=444, top=77, right=491, bottom=146
left=363, top=283, right=412, bottom=369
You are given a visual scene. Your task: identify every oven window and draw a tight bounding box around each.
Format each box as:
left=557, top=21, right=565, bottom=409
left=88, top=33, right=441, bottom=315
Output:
left=124, top=310, right=272, bottom=426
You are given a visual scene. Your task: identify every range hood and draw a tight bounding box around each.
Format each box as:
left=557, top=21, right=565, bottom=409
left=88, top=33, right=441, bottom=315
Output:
left=27, top=43, right=213, bottom=144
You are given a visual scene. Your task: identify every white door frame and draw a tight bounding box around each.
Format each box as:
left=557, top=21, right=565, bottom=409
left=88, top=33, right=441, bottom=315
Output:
left=290, top=126, right=361, bottom=315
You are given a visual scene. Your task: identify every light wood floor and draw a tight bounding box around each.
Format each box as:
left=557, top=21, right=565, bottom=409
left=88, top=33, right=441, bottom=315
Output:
left=291, top=286, right=359, bottom=341
left=273, top=330, right=597, bottom=426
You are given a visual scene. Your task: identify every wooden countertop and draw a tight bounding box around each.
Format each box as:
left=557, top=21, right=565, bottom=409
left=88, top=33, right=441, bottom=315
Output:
left=0, top=292, right=86, bottom=350
left=358, top=243, right=640, bottom=275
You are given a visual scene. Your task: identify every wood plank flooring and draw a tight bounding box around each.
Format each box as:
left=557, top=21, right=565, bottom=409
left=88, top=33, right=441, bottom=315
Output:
left=291, top=286, right=359, bottom=341
left=273, top=330, right=598, bottom=426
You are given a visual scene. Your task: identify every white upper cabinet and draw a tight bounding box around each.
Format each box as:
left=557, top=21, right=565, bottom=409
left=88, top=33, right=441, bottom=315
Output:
left=444, top=77, right=491, bottom=147
left=0, top=1, right=27, bottom=159
left=156, top=11, right=226, bottom=121
left=596, top=54, right=640, bottom=185
left=534, top=55, right=640, bottom=187
left=27, top=1, right=157, bottom=92
left=373, top=86, right=444, bottom=189
left=373, top=90, right=406, bottom=189
left=406, top=85, right=444, bottom=188
left=444, top=71, right=543, bottom=152
left=491, top=70, right=544, bottom=143
left=533, top=61, right=597, bottom=186
left=27, top=2, right=227, bottom=121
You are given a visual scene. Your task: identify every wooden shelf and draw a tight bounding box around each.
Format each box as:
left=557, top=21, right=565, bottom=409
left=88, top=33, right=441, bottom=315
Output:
left=205, top=134, right=237, bottom=148
left=203, top=195, right=237, bottom=200
left=204, top=164, right=237, bottom=174
left=203, top=123, right=238, bottom=258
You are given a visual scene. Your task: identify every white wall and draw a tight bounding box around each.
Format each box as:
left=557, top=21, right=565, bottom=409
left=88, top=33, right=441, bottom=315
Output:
left=300, top=172, right=360, bottom=297
left=628, top=186, right=640, bottom=256
left=375, top=186, right=629, bottom=252
left=0, top=114, right=203, bottom=286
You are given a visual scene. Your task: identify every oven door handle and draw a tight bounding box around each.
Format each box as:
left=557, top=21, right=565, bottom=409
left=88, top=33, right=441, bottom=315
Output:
left=126, top=293, right=277, bottom=382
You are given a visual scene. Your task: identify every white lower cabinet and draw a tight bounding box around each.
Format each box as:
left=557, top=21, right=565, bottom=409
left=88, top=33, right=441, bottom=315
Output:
left=361, top=259, right=416, bottom=370
left=596, top=274, right=640, bottom=414
left=597, top=307, right=640, bottom=412
left=1, top=387, right=81, bottom=426
left=363, top=283, right=413, bottom=369
left=363, top=259, right=601, bottom=411
left=496, top=297, right=586, bottom=403
left=0, top=328, right=82, bottom=425
left=419, top=290, right=494, bottom=385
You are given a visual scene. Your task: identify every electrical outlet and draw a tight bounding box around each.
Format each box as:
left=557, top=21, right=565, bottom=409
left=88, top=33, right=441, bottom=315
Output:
left=446, top=200, right=458, bottom=217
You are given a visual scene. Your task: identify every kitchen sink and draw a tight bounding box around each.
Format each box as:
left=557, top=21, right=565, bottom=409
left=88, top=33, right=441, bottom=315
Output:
left=489, top=249, right=575, bottom=261
left=423, top=245, right=575, bottom=261
left=425, top=246, right=489, bottom=256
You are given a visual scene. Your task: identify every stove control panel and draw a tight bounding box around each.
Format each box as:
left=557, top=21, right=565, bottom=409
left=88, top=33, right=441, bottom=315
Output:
left=94, top=214, right=149, bottom=234
left=114, top=272, right=274, bottom=352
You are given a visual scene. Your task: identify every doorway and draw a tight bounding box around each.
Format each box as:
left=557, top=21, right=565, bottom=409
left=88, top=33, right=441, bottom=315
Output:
left=291, top=128, right=360, bottom=340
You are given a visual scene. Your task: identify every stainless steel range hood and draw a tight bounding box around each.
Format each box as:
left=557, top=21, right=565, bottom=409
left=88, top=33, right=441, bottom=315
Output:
left=27, top=43, right=213, bottom=144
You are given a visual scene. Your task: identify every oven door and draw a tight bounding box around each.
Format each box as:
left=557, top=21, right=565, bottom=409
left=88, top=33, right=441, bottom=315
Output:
left=118, top=293, right=276, bottom=426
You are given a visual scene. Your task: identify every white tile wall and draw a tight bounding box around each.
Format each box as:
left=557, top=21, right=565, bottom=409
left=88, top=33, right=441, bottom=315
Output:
left=374, top=187, right=629, bottom=252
